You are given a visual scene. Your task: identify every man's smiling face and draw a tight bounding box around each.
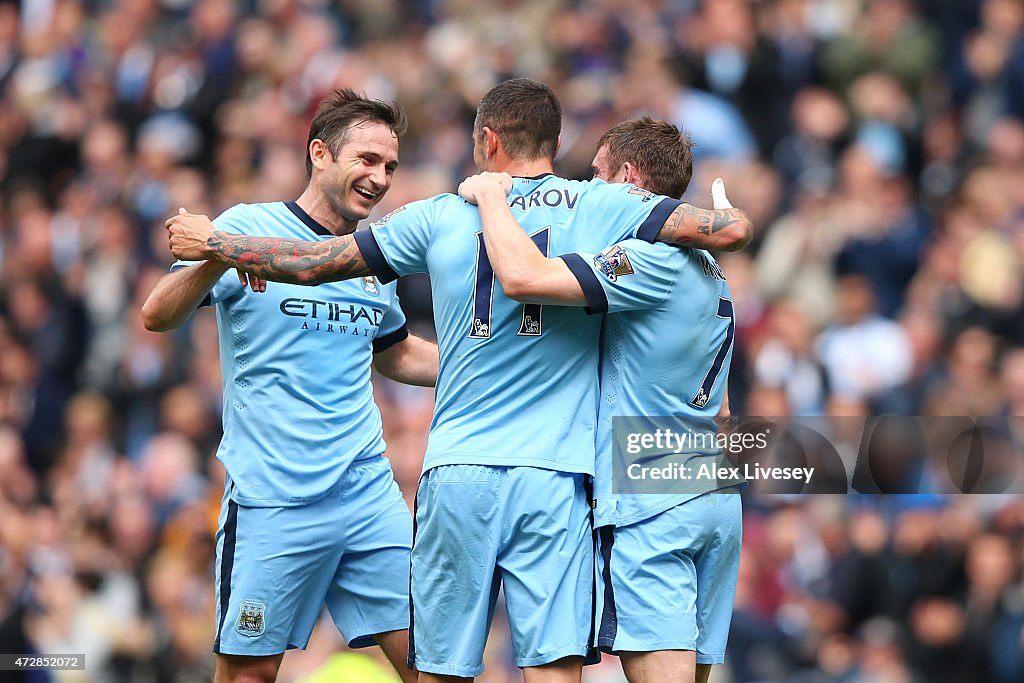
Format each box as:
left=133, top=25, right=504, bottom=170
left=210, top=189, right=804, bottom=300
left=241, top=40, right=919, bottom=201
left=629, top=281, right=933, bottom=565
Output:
left=319, top=120, right=400, bottom=223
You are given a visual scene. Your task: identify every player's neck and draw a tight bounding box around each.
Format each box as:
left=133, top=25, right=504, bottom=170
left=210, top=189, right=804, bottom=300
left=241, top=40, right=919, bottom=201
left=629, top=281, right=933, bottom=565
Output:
left=492, top=158, right=555, bottom=178
left=294, top=189, right=358, bottom=236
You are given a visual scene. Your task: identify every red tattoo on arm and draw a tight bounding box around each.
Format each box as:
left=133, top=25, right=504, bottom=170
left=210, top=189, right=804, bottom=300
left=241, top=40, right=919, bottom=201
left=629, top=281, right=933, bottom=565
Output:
left=208, top=232, right=371, bottom=284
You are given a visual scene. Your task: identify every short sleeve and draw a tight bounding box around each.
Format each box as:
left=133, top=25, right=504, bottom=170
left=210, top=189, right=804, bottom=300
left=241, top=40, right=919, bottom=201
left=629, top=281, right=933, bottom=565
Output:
left=373, top=285, right=409, bottom=353
left=588, top=182, right=682, bottom=245
left=170, top=204, right=251, bottom=305
left=354, top=198, right=440, bottom=283
left=559, top=239, right=679, bottom=315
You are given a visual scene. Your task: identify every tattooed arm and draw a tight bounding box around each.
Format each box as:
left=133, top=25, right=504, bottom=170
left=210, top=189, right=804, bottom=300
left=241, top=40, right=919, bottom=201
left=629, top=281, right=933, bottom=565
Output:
left=203, top=231, right=372, bottom=284
left=165, top=212, right=372, bottom=284
left=654, top=179, right=752, bottom=251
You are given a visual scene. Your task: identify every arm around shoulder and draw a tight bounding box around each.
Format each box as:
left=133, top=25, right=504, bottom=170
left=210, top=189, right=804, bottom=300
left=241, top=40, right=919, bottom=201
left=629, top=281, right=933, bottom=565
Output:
left=654, top=177, right=753, bottom=252
left=166, top=210, right=375, bottom=285
left=655, top=204, right=753, bottom=252
left=470, top=184, right=587, bottom=305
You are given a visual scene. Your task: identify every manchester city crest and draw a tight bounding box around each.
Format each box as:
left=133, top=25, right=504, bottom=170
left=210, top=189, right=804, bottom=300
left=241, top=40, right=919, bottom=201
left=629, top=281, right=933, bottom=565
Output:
left=362, top=276, right=380, bottom=295
left=236, top=600, right=266, bottom=637
left=594, top=245, right=635, bottom=282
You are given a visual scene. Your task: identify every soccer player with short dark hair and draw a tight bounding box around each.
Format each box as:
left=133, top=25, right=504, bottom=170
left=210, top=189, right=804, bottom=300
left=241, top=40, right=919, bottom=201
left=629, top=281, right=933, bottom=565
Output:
left=163, top=78, right=751, bottom=683
left=459, top=116, right=743, bottom=683
left=142, top=89, right=435, bottom=683
left=592, top=116, right=695, bottom=199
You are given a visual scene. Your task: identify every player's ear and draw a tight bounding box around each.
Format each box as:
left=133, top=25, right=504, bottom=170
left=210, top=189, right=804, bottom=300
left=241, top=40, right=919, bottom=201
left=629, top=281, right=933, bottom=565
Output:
left=621, top=160, right=640, bottom=186
left=482, top=127, right=500, bottom=160
left=309, top=138, right=330, bottom=171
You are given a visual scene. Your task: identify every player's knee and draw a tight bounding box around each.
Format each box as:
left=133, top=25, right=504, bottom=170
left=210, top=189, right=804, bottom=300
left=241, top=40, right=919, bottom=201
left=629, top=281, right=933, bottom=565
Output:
left=522, top=655, right=583, bottom=683
left=229, top=674, right=276, bottom=683
left=216, top=654, right=282, bottom=683
left=620, top=650, right=696, bottom=683
left=372, top=630, right=417, bottom=683
left=419, top=675, right=472, bottom=683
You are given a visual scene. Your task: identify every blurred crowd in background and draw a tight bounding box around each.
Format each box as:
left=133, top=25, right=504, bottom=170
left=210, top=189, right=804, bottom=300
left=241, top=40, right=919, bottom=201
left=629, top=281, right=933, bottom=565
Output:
left=0, top=0, right=1022, bottom=680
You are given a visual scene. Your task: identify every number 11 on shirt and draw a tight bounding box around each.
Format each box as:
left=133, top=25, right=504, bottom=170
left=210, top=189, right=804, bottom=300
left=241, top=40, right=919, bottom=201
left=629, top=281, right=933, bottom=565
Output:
left=469, top=227, right=551, bottom=339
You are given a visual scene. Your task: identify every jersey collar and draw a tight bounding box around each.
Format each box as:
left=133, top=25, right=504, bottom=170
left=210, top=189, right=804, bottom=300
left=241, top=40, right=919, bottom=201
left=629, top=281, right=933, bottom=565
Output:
left=514, top=172, right=554, bottom=181
left=285, top=201, right=333, bottom=237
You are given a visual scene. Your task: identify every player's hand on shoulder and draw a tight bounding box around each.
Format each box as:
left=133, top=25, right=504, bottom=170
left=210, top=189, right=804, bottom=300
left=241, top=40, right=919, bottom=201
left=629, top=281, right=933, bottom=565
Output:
left=458, top=172, right=513, bottom=205
left=165, top=207, right=217, bottom=261
left=485, top=171, right=513, bottom=194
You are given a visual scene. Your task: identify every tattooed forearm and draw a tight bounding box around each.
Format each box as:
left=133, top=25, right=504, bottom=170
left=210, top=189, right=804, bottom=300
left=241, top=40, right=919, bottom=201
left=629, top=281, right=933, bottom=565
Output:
left=656, top=204, right=753, bottom=252
left=698, top=208, right=747, bottom=236
left=207, top=231, right=371, bottom=284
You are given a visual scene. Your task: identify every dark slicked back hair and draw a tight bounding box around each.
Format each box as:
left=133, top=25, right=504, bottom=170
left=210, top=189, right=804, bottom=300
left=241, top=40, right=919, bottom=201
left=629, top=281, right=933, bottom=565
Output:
left=475, top=78, right=561, bottom=161
left=598, top=117, right=694, bottom=199
left=305, top=88, right=408, bottom=177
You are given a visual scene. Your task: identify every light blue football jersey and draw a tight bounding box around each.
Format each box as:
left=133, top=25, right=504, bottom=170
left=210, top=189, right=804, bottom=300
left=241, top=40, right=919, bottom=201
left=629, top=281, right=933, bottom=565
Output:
left=353, top=175, right=681, bottom=475
left=561, top=239, right=736, bottom=526
left=173, top=202, right=408, bottom=506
